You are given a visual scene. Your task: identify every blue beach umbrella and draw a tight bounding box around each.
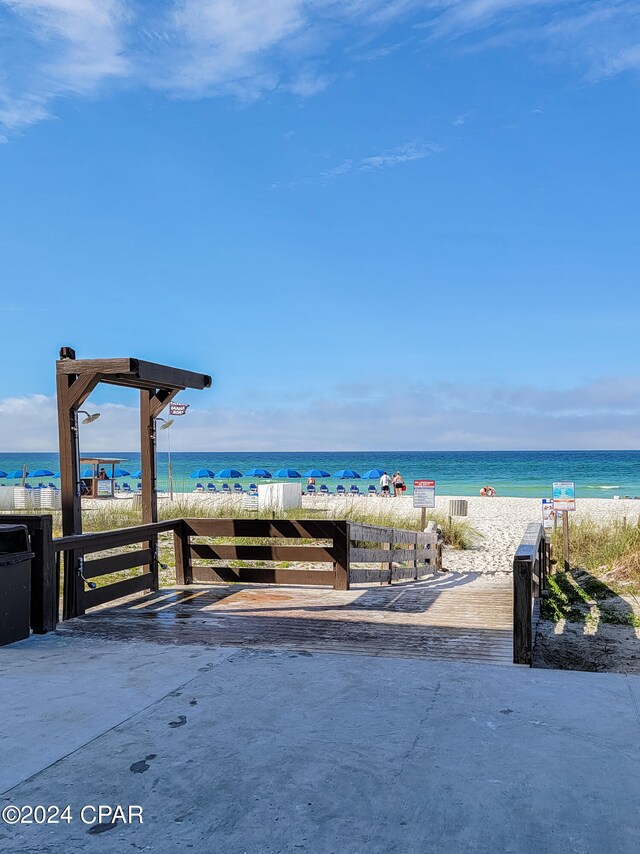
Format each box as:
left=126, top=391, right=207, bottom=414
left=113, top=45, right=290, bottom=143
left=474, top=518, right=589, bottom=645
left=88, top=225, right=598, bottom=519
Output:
left=131, top=470, right=142, bottom=479
left=53, top=471, right=60, bottom=478
left=245, top=467, right=272, bottom=478
left=112, top=468, right=130, bottom=478
left=304, top=468, right=331, bottom=478
left=332, top=469, right=361, bottom=479
left=7, top=470, right=29, bottom=478
left=191, top=468, right=216, bottom=479
left=274, top=468, right=301, bottom=478
left=362, top=469, right=385, bottom=478
left=31, top=469, right=55, bottom=478
left=215, top=468, right=243, bottom=479
left=0, top=471, right=7, bottom=478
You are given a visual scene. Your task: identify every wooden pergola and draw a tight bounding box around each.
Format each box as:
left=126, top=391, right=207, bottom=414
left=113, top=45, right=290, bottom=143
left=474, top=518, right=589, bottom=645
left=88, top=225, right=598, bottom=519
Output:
left=56, top=346, right=211, bottom=617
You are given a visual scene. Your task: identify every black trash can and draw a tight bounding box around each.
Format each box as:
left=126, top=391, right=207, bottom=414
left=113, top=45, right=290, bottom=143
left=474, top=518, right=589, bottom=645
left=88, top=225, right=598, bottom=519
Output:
left=0, top=524, right=34, bottom=647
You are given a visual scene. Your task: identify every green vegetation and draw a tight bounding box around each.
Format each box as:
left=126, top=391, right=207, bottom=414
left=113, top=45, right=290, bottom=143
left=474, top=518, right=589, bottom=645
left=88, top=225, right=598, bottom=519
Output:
left=541, top=518, right=640, bottom=627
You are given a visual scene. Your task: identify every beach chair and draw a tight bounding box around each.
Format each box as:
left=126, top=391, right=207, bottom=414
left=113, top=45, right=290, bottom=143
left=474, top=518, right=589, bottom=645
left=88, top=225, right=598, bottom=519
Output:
left=336, top=485, right=346, bottom=496
left=207, top=483, right=217, bottom=493
left=194, top=482, right=204, bottom=492
left=221, top=483, right=231, bottom=494
left=48, top=482, right=57, bottom=489
left=249, top=484, right=258, bottom=494
left=233, top=483, right=243, bottom=493
left=307, top=484, right=317, bottom=495
left=136, top=482, right=142, bottom=492
left=319, top=484, right=331, bottom=496
left=349, top=485, right=360, bottom=495
left=122, top=482, right=132, bottom=493
left=368, top=485, right=378, bottom=496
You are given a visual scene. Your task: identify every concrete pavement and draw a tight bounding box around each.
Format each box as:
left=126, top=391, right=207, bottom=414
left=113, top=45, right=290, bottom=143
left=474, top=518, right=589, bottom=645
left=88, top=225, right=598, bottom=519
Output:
left=1, top=632, right=639, bottom=853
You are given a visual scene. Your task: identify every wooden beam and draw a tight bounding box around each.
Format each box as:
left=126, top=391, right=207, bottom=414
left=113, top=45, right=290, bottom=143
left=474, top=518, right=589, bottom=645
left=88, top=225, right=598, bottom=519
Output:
left=57, top=357, right=212, bottom=391
left=149, top=388, right=179, bottom=420
left=66, top=372, right=102, bottom=411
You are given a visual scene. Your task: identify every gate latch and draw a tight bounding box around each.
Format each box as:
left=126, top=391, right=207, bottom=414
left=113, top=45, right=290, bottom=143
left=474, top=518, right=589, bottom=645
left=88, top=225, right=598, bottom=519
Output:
left=77, top=556, right=97, bottom=590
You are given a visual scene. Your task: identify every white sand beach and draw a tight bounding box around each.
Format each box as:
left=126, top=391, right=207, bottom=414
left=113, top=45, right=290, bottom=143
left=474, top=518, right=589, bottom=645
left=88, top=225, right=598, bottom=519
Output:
left=126, top=491, right=640, bottom=577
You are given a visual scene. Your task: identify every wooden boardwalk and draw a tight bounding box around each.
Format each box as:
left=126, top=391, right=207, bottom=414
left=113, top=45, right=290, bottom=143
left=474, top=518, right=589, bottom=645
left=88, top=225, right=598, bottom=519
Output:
left=57, top=574, right=514, bottom=665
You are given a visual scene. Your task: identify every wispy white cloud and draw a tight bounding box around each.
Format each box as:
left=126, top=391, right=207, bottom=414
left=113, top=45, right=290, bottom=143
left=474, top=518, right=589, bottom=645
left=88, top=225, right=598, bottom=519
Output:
left=3, top=376, right=640, bottom=451
left=0, top=0, right=130, bottom=131
left=271, top=139, right=441, bottom=188
left=1, top=0, right=639, bottom=136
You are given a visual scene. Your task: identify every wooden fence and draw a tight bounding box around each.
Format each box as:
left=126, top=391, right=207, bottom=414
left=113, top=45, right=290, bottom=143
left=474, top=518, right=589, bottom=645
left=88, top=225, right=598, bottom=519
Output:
left=3, top=515, right=444, bottom=628
left=53, top=519, right=181, bottom=617
left=349, top=523, right=442, bottom=584
left=513, top=522, right=551, bottom=666
left=174, top=518, right=350, bottom=590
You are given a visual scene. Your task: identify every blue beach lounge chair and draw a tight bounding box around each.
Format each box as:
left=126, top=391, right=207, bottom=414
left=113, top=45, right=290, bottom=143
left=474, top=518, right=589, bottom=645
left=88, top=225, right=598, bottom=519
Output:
left=222, top=483, right=231, bottom=494
left=368, top=485, right=378, bottom=496
left=349, top=485, right=360, bottom=495
left=319, top=484, right=331, bottom=496
left=233, top=483, right=243, bottom=493
left=122, top=482, right=132, bottom=493
left=194, top=482, right=204, bottom=492
left=207, top=483, right=217, bottom=493
left=249, top=484, right=258, bottom=494
left=336, top=485, right=346, bottom=496
left=307, top=484, right=317, bottom=495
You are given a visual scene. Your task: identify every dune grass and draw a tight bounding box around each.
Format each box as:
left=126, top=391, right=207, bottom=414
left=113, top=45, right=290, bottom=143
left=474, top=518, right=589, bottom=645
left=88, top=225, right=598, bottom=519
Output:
left=551, top=518, right=640, bottom=585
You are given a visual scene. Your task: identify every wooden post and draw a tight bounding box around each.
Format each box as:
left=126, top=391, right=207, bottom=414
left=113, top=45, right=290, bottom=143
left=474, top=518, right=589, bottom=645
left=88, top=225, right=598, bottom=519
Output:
left=413, top=532, right=419, bottom=580
left=562, top=510, right=570, bottom=571
left=333, top=520, right=350, bottom=591
left=173, top=521, right=192, bottom=585
left=386, top=530, right=394, bottom=585
left=420, top=507, right=426, bottom=530
left=140, top=389, right=160, bottom=590
left=513, top=555, right=533, bottom=665
left=56, top=361, right=84, bottom=620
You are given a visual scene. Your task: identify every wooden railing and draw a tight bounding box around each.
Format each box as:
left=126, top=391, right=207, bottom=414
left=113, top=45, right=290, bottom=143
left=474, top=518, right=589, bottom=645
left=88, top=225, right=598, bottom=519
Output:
left=174, top=518, right=350, bottom=590
left=53, top=519, right=181, bottom=617
left=349, top=523, right=442, bottom=584
left=513, top=522, right=551, bottom=666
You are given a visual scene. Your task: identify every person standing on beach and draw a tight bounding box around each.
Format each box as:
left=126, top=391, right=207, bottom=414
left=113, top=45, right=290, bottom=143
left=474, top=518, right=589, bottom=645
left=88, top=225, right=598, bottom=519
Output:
left=393, top=471, right=405, bottom=497
left=380, top=472, right=391, bottom=496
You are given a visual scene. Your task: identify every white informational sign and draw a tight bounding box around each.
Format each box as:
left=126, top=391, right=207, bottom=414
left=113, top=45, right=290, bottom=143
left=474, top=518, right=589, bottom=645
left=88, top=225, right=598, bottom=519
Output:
left=553, top=481, right=576, bottom=512
left=542, top=498, right=555, bottom=529
left=97, top=480, right=112, bottom=497
left=413, top=479, right=436, bottom=509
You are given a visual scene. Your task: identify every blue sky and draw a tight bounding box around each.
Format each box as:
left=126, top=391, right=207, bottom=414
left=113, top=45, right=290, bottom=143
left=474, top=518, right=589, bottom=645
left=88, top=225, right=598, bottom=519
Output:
left=1, top=0, right=639, bottom=451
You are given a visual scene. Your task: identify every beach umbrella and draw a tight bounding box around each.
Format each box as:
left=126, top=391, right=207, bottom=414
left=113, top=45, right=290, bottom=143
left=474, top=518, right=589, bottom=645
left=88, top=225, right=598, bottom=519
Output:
left=362, top=469, right=385, bottom=478
left=31, top=469, right=55, bottom=478
left=53, top=471, right=60, bottom=478
left=332, top=469, right=360, bottom=479
left=190, top=468, right=216, bottom=479
left=7, top=470, right=30, bottom=478
left=112, top=468, right=130, bottom=478
left=245, top=467, right=272, bottom=478
left=0, top=471, right=7, bottom=478
left=304, top=469, right=331, bottom=478
left=131, top=470, right=142, bottom=479
left=274, top=468, right=301, bottom=478
left=80, top=468, right=93, bottom=478
left=215, top=468, right=243, bottom=479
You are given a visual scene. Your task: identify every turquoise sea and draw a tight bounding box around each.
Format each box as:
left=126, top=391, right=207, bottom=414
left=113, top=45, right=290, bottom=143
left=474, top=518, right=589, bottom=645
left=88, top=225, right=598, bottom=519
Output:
left=1, top=451, right=639, bottom=498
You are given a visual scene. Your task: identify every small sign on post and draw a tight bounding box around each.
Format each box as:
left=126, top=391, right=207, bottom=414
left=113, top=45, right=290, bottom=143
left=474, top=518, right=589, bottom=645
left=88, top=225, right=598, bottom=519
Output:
left=414, top=479, right=435, bottom=529
left=553, top=482, right=575, bottom=571
left=542, top=498, right=555, bottom=530
left=169, top=403, right=189, bottom=416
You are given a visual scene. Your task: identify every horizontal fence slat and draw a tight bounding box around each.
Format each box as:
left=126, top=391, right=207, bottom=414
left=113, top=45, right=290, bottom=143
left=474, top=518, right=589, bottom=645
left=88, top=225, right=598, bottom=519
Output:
left=183, top=518, right=338, bottom=540
left=390, top=530, right=417, bottom=545
left=189, top=544, right=335, bottom=562
left=83, top=549, right=154, bottom=579
left=83, top=572, right=155, bottom=609
left=191, top=566, right=335, bottom=586
left=54, top=520, right=180, bottom=553
left=349, top=523, right=393, bottom=542
left=349, top=548, right=427, bottom=563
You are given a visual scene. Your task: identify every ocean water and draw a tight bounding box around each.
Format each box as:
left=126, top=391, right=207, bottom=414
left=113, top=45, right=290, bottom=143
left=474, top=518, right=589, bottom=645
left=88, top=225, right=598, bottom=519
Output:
left=1, top=451, right=639, bottom=498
